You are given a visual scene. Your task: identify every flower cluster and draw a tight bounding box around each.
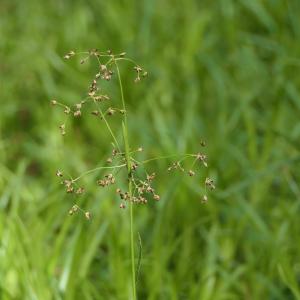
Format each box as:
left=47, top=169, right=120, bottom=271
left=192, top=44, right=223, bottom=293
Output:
left=51, top=49, right=146, bottom=136
left=166, top=144, right=214, bottom=204
left=56, top=171, right=85, bottom=195
left=97, top=174, right=116, bottom=187
left=115, top=172, right=160, bottom=208
left=52, top=49, right=215, bottom=218
left=69, top=205, right=91, bottom=220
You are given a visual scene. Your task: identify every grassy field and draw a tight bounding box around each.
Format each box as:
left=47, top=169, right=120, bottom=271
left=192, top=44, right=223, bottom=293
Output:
left=1, top=0, right=300, bottom=299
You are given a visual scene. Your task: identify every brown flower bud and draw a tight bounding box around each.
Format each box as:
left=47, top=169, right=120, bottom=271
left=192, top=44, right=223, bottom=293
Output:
left=74, top=110, right=81, bottom=117
left=66, top=186, right=74, bottom=193
left=188, top=170, right=195, bottom=177
left=153, top=194, right=160, bottom=201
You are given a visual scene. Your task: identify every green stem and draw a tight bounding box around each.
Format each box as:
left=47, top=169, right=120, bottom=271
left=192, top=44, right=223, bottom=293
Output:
left=115, top=61, right=137, bottom=300
left=72, top=164, right=126, bottom=182
left=92, top=99, right=121, bottom=152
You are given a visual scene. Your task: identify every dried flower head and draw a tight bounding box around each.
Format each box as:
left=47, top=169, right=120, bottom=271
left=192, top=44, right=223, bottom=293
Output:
left=153, top=194, right=160, bottom=201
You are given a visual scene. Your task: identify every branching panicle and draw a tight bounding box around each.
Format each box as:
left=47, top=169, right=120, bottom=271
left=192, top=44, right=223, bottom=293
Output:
left=51, top=48, right=215, bottom=213
left=51, top=48, right=215, bottom=300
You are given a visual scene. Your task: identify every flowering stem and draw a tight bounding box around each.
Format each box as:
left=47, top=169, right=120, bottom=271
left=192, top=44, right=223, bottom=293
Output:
left=72, top=164, right=126, bottom=182
left=116, top=61, right=137, bottom=300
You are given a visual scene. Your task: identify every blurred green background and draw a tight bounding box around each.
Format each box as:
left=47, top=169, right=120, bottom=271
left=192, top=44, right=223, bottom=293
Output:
left=1, top=0, right=300, bottom=299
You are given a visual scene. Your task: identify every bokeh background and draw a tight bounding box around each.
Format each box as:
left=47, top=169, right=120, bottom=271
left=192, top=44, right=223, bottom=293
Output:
left=1, top=0, right=300, bottom=299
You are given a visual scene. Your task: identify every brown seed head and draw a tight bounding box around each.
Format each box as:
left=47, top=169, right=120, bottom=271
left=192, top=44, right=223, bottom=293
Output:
left=188, top=170, right=195, bottom=177
left=153, top=194, right=160, bottom=201
left=74, top=110, right=81, bottom=117
left=75, top=187, right=85, bottom=194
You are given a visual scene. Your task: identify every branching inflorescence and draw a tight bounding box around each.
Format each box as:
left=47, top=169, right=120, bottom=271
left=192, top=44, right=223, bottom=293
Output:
left=51, top=49, right=215, bottom=217
left=51, top=48, right=215, bottom=299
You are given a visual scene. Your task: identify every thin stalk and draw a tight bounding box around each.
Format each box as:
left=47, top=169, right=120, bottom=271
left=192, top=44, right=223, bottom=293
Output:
left=72, top=164, right=126, bottom=182
left=92, top=99, right=121, bottom=152
left=115, top=61, right=137, bottom=300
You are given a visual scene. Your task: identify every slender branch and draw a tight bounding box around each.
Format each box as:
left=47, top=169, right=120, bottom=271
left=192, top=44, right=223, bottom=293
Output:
left=140, top=154, right=194, bottom=164
left=92, top=99, right=121, bottom=152
left=72, top=164, right=126, bottom=182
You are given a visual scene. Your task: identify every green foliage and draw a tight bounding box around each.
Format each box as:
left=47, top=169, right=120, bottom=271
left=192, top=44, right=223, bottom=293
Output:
left=1, top=0, right=300, bottom=299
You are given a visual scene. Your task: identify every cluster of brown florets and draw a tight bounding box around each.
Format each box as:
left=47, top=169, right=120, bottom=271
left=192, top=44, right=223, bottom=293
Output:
left=55, top=170, right=88, bottom=217
left=52, top=49, right=215, bottom=219
left=167, top=142, right=214, bottom=204
left=116, top=172, right=160, bottom=209
left=97, top=174, right=116, bottom=187
left=56, top=171, right=83, bottom=194
left=133, top=65, right=148, bottom=83
left=50, top=49, right=147, bottom=136
left=68, top=205, right=91, bottom=220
